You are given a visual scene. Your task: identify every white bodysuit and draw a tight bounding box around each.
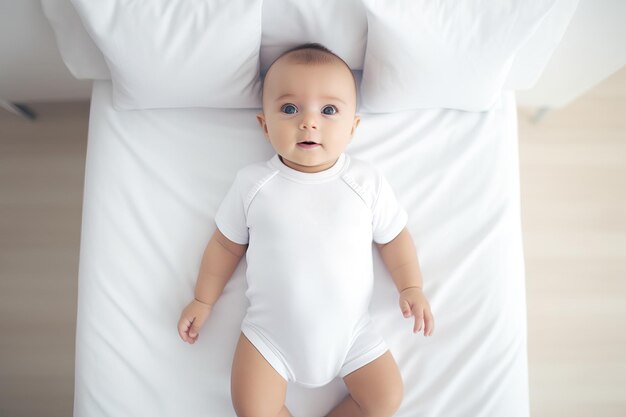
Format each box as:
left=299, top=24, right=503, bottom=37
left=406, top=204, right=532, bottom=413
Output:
left=215, top=152, right=408, bottom=387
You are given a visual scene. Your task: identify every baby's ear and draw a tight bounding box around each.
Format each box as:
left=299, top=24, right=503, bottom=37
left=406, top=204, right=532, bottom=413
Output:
left=256, top=113, right=269, bottom=137
left=256, top=112, right=265, bottom=127
left=351, top=115, right=361, bottom=136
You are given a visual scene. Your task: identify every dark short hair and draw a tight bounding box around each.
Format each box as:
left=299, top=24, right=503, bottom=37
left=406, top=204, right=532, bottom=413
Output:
left=261, top=42, right=357, bottom=105
left=280, top=42, right=345, bottom=66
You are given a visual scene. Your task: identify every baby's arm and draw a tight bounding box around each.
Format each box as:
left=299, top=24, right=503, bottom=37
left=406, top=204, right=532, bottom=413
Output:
left=376, top=227, right=434, bottom=336
left=194, top=227, right=248, bottom=306
left=178, top=227, right=247, bottom=344
left=376, top=227, right=423, bottom=293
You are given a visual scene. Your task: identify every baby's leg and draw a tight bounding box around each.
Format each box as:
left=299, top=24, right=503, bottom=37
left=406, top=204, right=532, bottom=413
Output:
left=325, top=350, right=404, bottom=417
left=231, top=332, right=292, bottom=417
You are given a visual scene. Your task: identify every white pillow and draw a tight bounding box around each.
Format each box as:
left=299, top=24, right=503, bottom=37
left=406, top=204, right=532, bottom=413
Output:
left=504, top=0, right=580, bottom=90
left=359, top=0, right=558, bottom=112
left=259, top=0, right=367, bottom=73
left=41, top=0, right=110, bottom=80
left=70, top=0, right=263, bottom=110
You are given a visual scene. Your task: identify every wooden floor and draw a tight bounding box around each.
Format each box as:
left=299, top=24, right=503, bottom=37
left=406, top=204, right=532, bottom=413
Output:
left=0, top=101, right=88, bottom=417
left=0, top=69, right=625, bottom=416
left=518, top=67, right=626, bottom=417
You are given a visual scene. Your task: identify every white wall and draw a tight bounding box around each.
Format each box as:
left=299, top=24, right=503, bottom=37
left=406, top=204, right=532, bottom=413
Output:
left=516, top=0, right=626, bottom=109
left=0, top=0, right=92, bottom=102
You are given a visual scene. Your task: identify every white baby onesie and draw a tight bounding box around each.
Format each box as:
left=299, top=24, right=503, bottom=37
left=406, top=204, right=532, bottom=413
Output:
left=215, top=152, right=408, bottom=387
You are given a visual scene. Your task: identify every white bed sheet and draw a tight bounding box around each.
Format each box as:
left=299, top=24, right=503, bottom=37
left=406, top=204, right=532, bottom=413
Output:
left=75, top=79, right=528, bottom=417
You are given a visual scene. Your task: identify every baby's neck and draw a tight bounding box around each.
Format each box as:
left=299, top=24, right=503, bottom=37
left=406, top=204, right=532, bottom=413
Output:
left=278, top=154, right=341, bottom=174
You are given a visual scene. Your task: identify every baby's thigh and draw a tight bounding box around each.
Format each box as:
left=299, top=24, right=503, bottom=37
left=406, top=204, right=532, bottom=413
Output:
left=343, top=350, right=404, bottom=416
left=231, top=332, right=288, bottom=417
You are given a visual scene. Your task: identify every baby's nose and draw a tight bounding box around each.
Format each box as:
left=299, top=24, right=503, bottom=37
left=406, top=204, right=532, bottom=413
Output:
left=299, top=114, right=318, bottom=130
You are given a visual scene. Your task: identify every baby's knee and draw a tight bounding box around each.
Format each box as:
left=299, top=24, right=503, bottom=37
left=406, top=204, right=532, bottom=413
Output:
left=368, top=392, right=403, bottom=417
left=360, top=383, right=403, bottom=417
left=231, top=382, right=287, bottom=417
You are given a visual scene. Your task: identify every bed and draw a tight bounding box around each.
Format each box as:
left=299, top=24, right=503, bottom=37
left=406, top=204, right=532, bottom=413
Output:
left=42, top=1, right=578, bottom=416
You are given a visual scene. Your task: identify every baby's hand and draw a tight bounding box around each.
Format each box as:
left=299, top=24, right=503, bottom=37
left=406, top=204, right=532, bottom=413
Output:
left=177, top=299, right=212, bottom=344
left=399, top=287, right=434, bottom=337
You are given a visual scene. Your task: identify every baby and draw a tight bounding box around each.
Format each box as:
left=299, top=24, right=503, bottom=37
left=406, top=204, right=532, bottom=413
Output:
left=178, top=43, right=434, bottom=417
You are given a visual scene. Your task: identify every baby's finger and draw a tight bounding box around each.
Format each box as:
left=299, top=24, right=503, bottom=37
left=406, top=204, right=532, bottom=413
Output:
left=424, top=308, right=435, bottom=337
left=189, top=319, right=201, bottom=339
left=401, top=300, right=412, bottom=317
left=412, top=307, right=424, bottom=334
left=179, top=317, right=196, bottom=343
left=178, top=318, right=190, bottom=342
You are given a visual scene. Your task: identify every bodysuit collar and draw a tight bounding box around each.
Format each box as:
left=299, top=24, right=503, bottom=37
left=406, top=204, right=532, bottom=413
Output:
left=269, top=152, right=349, bottom=183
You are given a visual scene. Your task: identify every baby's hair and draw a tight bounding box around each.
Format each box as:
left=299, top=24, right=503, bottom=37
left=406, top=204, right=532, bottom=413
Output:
left=260, top=42, right=357, bottom=104
left=280, top=42, right=346, bottom=66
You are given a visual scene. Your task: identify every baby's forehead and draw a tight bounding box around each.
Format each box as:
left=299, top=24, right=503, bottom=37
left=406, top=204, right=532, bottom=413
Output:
left=267, top=57, right=347, bottom=81
left=263, top=58, right=356, bottom=97
left=281, top=56, right=344, bottom=71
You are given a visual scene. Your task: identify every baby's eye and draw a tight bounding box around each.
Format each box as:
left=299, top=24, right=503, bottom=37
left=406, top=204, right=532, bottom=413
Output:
left=322, top=105, right=337, bottom=115
left=281, top=104, right=298, bottom=114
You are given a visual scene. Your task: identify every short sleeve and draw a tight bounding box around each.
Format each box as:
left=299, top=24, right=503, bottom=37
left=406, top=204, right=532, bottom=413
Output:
left=214, top=173, right=249, bottom=245
left=372, top=173, right=408, bottom=244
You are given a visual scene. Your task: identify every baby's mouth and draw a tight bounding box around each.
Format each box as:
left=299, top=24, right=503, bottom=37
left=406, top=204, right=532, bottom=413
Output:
left=297, top=141, right=321, bottom=149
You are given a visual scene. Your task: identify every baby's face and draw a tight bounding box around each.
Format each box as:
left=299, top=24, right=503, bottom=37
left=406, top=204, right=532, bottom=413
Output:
left=257, top=59, right=360, bottom=173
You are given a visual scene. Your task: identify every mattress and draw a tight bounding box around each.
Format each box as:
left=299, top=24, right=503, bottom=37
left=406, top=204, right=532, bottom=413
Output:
left=74, top=79, right=528, bottom=417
